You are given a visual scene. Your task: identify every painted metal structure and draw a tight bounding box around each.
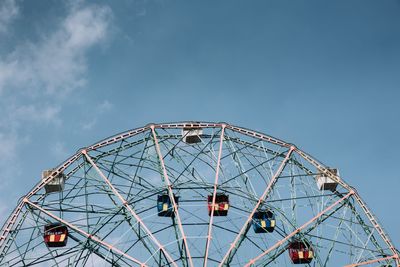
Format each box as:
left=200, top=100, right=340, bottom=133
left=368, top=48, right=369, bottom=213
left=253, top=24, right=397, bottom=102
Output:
left=0, top=121, right=397, bottom=266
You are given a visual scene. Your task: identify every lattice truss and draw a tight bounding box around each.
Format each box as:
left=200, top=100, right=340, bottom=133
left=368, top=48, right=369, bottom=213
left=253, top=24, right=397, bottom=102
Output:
left=0, top=122, right=398, bottom=266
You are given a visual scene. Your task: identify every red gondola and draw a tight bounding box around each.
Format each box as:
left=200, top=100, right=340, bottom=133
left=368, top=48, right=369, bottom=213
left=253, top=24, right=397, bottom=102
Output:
left=288, top=239, right=314, bottom=264
left=207, top=193, right=229, bottom=216
left=44, top=223, right=68, bottom=247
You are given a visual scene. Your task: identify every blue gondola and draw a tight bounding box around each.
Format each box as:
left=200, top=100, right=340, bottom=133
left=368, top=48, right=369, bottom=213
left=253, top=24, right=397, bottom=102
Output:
left=157, top=194, right=179, bottom=217
left=252, top=210, right=276, bottom=233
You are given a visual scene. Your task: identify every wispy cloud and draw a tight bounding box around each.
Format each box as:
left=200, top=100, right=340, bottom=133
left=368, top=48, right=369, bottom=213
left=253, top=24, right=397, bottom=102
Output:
left=0, top=133, right=18, bottom=163
left=80, top=99, right=114, bottom=131
left=0, top=2, right=113, bottom=183
left=98, top=100, right=113, bottom=112
left=50, top=141, right=70, bottom=161
left=0, top=4, right=112, bottom=95
left=0, top=0, right=18, bottom=34
left=6, top=104, right=62, bottom=127
left=0, top=132, right=20, bottom=185
left=81, top=118, right=98, bottom=131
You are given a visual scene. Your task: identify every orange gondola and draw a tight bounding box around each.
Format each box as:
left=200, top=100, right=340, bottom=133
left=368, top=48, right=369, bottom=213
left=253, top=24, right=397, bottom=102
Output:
left=288, top=239, right=314, bottom=264
left=207, top=193, right=229, bottom=216
left=44, top=223, right=68, bottom=247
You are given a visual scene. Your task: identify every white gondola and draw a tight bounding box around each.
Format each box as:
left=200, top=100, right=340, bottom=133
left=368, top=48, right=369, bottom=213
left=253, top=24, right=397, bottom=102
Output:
left=42, top=169, right=65, bottom=194
left=182, top=127, right=203, bottom=144
left=316, top=168, right=339, bottom=191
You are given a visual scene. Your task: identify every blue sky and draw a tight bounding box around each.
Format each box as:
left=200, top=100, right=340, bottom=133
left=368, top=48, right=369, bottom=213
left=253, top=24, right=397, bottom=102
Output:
left=0, top=0, right=399, bottom=248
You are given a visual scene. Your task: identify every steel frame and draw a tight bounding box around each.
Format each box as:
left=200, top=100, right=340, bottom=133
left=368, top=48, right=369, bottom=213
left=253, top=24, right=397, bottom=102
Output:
left=218, top=146, right=295, bottom=266
left=24, top=199, right=146, bottom=266
left=0, top=121, right=398, bottom=266
left=83, top=150, right=178, bottom=267
left=203, top=124, right=225, bottom=267
left=151, top=125, right=194, bottom=267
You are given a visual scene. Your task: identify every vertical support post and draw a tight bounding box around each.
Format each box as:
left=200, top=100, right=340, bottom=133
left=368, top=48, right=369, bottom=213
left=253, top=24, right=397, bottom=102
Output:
left=203, top=124, right=226, bottom=267
left=150, top=126, right=194, bottom=267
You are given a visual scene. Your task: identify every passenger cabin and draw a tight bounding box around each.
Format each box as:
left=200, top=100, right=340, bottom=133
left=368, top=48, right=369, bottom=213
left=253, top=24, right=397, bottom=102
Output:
left=42, top=169, right=65, bottom=194
left=288, top=239, right=314, bottom=264
left=44, top=223, right=68, bottom=247
left=208, top=193, right=229, bottom=216
left=252, top=210, right=276, bottom=233
left=316, top=168, right=339, bottom=192
left=182, top=127, right=203, bottom=144
left=157, top=194, right=179, bottom=217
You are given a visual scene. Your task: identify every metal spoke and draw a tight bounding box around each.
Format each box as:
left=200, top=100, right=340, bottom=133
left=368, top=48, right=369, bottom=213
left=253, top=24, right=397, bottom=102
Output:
left=244, top=191, right=354, bottom=266
left=219, top=146, right=295, bottom=266
left=0, top=122, right=398, bottom=266
left=151, top=125, right=194, bottom=267
left=83, top=150, right=178, bottom=267
left=24, top=199, right=146, bottom=266
left=203, top=124, right=226, bottom=267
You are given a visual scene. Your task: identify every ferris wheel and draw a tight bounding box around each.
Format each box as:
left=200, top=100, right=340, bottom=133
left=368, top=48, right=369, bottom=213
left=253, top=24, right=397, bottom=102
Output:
left=0, top=122, right=398, bottom=266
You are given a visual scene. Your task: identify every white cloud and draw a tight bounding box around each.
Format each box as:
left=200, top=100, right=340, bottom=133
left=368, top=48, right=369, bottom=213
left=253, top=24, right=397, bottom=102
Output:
left=10, top=104, right=62, bottom=126
left=0, top=2, right=114, bottom=231
left=0, top=2, right=113, bottom=183
left=0, top=0, right=19, bottom=33
left=0, top=132, right=18, bottom=162
left=80, top=100, right=113, bottom=131
left=50, top=141, right=70, bottom=160
left=0, top=132, right=20, bottom=185
left=0, top=3, right=112, bottom=95
left=81, top=118, right=98, bottom=131
left=98, top=100, right=113, bottom=112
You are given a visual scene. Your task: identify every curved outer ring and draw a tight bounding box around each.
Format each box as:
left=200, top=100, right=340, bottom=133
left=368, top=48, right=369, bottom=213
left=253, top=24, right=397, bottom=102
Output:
left=0, top=121, right=398, bottom=266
